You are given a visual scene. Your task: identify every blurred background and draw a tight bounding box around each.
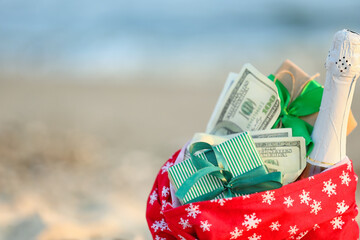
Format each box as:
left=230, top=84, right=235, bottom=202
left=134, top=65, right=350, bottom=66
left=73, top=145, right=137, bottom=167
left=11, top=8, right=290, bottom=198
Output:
left=0, top=0, right=359, bottom=239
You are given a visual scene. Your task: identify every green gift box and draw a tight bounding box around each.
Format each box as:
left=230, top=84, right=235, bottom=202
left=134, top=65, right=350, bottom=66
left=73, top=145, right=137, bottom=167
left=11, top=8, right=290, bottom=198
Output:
left=168, top=132, right=282, bottom=205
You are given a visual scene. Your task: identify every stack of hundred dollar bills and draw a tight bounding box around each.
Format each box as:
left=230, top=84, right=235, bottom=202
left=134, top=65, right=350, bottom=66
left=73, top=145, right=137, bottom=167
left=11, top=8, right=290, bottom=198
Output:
left=186, top=63, right=307, bottom=185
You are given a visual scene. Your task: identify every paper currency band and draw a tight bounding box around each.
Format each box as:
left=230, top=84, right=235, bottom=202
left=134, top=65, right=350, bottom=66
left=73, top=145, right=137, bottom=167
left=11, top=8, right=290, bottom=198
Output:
left=306, top=156, right=335, bottom=166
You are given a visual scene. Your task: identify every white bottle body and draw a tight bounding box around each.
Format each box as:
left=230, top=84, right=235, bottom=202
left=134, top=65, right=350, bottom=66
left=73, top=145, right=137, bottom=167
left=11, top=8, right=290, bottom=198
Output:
left=308, top=29, right=360, bottom=167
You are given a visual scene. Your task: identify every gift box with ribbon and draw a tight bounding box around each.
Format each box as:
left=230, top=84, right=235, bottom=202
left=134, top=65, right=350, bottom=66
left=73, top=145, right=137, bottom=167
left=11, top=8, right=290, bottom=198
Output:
left=168, top=132, right=282, bottom=205
left=268, top=73, right=323, bottom=155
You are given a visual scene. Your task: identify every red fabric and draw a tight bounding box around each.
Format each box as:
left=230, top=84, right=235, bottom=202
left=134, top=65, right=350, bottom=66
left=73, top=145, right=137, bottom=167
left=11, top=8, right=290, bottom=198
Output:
left=146, top=150, right=359, bottom=240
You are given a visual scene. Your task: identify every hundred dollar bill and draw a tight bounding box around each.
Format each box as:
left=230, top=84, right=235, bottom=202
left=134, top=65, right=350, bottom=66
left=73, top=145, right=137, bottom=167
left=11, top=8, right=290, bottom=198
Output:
left=206, top=64, right=281, bottom=135
left=189, top=128, right=293, bottom=147
left=250, top=128, right=292, bottom=139
left=206, top=72, right=238, bottom=131
left=253, top=136, right=306, bottom=184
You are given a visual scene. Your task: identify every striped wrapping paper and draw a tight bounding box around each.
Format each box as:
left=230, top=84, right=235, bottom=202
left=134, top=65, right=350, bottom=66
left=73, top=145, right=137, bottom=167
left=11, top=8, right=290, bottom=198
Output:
left=168, top=131, right=267, bottom=204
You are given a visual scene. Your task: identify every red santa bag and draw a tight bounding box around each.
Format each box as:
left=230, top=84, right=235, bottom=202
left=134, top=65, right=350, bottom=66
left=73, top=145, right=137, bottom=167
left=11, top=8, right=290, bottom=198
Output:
left=146, top=150, right=359, bottom=240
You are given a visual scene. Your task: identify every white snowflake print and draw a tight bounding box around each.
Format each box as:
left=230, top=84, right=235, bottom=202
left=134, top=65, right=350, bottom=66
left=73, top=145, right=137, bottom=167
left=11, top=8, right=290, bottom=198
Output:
left=296, top=230, right=309, bottom=239
left=322, top=179, right=337, bottom=197
left=288, top=225, right=299, bottom=235
left=339, top=171, right=351, bottom=186
left=355, top=175, right=358, bottom=182
left=308, top=176, right=315, bottom=180
left=162, top=186, right=170, bottom=197
left=330, top=216, right=345, bottom=230
left=230, top=227, right=243, bottom=239
left=161, top=200, right=172, bottom=213
left=242, top=213, right=262, bottom=231
left=161, top=161, right=174, bottom=174
left=200, top=220, right=211, bottom=232
left=299, top=190, right=312, bottom=205
left=248, top=233, right=261, bottom=240
left=283, top=196, right=294, bottom=208
left=269, top=221, right=281, bottom=231
left=178, top=218, right=191, bottom=229
left=155, top=235, right=166, bottom=240
left=242, top=194, right=250, bottom=199
left=149, top=189, right=158, bottom=205
left=346, top=161, right=352, bottom=171
left=178, top=235, right=186, bottom=240
left=313, top=224, right=320, bottom=231
left=310, top=200, right=322, bottom=215
left=151, top=219, right=169, bottom=232
left=336, top=200, right=349, bottom=214
left=262, top=191, right=275, bottom=205
left=210, top=198, right=231, bottom=206
left=185, top=203, right=201, bottom=219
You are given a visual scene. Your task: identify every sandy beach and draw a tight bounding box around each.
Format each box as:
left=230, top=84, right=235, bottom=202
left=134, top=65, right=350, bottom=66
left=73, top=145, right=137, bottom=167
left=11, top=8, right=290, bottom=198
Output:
left=0, top=80, right=222, bottom=239
left=0, top=79, right=358, bottom=239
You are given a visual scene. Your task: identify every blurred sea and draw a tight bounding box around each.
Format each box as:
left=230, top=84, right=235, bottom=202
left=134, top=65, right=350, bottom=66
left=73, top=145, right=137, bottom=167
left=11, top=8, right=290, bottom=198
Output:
left=0, top=1, right=359, bottom=239
left=1, top=0, right=360, bottom=84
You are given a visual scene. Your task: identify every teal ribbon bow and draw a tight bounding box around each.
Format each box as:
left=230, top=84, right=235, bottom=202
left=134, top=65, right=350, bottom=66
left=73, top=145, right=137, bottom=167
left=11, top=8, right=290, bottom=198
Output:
left=175, top=142, right=282, bottom=203
left=268, top=74, right=323, bottom=155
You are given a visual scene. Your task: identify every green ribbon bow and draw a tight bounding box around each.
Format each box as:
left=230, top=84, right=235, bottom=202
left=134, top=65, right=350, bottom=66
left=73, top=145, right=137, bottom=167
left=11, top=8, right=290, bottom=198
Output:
left=175, top=142, right=282, bottom=204
left=268, top=74, right=323, bottom=155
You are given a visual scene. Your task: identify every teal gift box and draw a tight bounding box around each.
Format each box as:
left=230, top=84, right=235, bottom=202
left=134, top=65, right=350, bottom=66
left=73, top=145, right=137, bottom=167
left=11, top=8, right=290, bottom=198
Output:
left=168, top=132, right=282, bottom=204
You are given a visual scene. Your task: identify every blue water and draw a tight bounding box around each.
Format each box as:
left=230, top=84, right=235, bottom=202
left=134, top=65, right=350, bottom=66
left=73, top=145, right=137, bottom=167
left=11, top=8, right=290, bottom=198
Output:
left=0, top=0, right=359, bottom=82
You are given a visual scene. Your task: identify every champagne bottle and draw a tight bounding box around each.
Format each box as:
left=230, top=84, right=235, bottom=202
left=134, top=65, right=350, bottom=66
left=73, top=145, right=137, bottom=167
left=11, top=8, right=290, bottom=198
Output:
left=300, top=29, right=360, bottom=178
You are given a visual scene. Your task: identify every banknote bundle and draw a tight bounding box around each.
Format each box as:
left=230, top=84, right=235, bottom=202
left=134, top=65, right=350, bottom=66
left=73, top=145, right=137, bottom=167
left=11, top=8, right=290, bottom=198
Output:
left=206, top=64, right=281, bottom=135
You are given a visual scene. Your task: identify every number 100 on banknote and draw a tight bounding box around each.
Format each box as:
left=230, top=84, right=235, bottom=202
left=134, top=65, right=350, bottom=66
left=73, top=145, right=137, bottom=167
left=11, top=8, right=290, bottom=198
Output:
left=206, top=64, right=281, bottom=135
